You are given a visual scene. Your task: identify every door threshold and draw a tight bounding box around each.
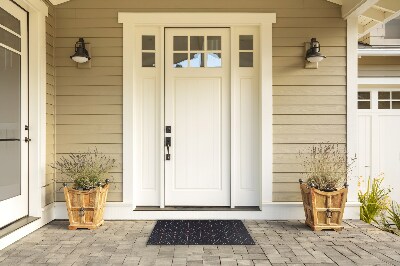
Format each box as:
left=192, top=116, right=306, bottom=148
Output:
left=0, top=216, right=39, bottom=239
left=134, top=206, right=260, bottom=211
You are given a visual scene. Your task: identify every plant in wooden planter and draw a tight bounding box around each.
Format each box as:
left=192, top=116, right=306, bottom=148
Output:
left=298, top=143, right=355, bottom=231
left=53, top=148, right=116, bottom=230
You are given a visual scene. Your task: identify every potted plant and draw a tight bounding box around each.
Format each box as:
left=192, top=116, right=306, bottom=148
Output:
left=298, top=143, right=355, bottom=231
left=53, top=148, right=116, bottom=230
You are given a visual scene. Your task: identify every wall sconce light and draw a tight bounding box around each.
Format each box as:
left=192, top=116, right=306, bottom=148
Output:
left=70, top=37, right=91, bottom=64
left=305, top=38, right=326, bottom=69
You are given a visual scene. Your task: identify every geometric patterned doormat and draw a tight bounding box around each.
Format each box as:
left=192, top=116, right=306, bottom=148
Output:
left=147, top=220, right=255, bottom=245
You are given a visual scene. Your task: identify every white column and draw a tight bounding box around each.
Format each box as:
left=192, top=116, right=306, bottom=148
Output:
left=346, top=16, right=359, bottom=203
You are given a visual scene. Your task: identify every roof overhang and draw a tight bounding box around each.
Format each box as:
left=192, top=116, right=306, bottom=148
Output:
left=327, top=0, right=400, bottom=39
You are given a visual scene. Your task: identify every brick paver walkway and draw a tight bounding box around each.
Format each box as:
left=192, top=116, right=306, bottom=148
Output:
left=0, top=220, right=399, bottom=265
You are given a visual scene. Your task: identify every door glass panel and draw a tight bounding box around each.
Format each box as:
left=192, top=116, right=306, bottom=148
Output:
left=358, top=101, right=370, bottom=109
left=173, top=36, right=188, bottom=51
left=189, top=53, right=204, bottom=67
left=378, top=101, right=390, bottom=109
left=358, top=92, right=370, bottom=99
left=239, top=35, right=253, bottom=50
left=239, top=52, right=253, bottom=67
left=190, top=36, right=204, bottom=51
left=207, top=53, right=222, bottom=68
left=142, top=52, right=155, bottom=67
left=0, top=27, right=21, bottom=51
left=378, top=91, right=390, bottom=99
left=142, top=35, right=155, bottom=50
left=0, top=7, right=20, bottom=34
left=173, top=53, right=188, bottom=68
left=392, top=101, right=400, bottom=109
left=207, top=36, right=221, bottom=50
left=392, top=91, right=400, bottom=99
left=0, top=47, right=21, bottom=201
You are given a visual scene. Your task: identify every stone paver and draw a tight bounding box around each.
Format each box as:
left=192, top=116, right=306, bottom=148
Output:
left=0, top=220, right=399, bottom=265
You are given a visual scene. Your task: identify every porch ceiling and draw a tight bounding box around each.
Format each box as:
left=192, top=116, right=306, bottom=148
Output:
left=327, top=0, right=400, bottom=39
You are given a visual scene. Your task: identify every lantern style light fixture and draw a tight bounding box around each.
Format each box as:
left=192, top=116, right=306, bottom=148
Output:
left=305, top=38, right=326, bottom=69
left=70, top=37, right=91, bottom=63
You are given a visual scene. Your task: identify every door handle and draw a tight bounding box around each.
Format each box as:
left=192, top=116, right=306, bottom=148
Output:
left=165, top=137, right=171, bottom=160
left=24, top=137, right=31, bottom=143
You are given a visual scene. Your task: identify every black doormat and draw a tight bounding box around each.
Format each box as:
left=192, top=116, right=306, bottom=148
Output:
left=147, top=220, right=255, bottom=245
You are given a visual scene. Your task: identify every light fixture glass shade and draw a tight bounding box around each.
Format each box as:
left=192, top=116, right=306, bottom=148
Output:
left=70, top=38, right=91, bottom=63
left=305, top=38, right=326, bottom=63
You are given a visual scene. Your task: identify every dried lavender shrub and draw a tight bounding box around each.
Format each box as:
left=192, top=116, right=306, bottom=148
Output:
left=52, top=148, right=116, bottom=190
left=298, top=143, right=355, bottom=191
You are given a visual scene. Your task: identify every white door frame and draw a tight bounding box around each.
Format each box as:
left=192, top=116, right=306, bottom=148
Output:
left=119, top=13, right=276, bottom=209
left=11, top=0, right=48, bottom=217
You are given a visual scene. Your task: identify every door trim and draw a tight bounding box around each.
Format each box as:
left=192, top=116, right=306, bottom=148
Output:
left=119, top=13, right=276, bottom=209
left=12, top=0, right=49, bottom=217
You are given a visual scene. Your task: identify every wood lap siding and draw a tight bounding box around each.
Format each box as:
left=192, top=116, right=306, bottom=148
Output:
left=359, top=57, right=400, bottom=77
left=45, top=1, right=56, bottom=206
left=55, top=0, right=346, bottom=202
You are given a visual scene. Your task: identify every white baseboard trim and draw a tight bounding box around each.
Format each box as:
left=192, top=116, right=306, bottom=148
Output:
left=54, top=201, right=361, bottom=220
left=0, top=203, right=55, bottom=250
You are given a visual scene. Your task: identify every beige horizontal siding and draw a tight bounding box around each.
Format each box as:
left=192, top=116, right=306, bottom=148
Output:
left=45, top=1, right=56, bottom=207
left=55, top=0, right=346, bottom=202
left=359, top=56, right=400, bottom=77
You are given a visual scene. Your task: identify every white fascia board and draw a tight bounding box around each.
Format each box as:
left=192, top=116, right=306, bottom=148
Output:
left=358, top=48, right=400, bottom=56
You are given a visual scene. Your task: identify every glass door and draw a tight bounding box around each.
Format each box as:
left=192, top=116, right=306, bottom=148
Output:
left=0, top=0, right=28, bottom=228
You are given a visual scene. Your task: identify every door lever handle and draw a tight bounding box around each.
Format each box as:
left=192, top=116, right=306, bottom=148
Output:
left=165, top=137, right=171, bottom=160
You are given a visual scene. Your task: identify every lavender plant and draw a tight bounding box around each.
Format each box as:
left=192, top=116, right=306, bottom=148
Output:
left=53, top=148, right=116, bottom=190
left=299, top=143, right=355, bottom=191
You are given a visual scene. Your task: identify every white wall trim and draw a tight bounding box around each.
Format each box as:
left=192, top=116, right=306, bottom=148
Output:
left=119, top=13, right=276, bottom=209
left=358, top=48, right=400, bottom=56
left=0, top=204, right=54, bottom=250
left=347, top=17, right=359, bottom=202
left=54, top=202, right=360, bottom=220
left=358, top=77, right=400, bottom=85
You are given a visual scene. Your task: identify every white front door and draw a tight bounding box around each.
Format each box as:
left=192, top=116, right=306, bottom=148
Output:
left=164, top=28, right=230, bottom=206
left=357, top=89, right=400, bottom=203
left=0, top=0, right=29, bottom=227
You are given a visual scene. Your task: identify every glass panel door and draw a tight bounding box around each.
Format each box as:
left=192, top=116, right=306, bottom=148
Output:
left=0, top=1, right=28, bottom=228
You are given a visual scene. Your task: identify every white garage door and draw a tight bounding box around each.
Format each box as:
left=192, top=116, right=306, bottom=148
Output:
left=358, top=89, right=400, bottom=202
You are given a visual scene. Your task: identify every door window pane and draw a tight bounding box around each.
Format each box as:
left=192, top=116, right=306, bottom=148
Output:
left=190, top=53, right=204, bottom=67
left=142, top=35, right=155, bottom=50
left=378, top=101, right=390, bottom=109
left=239, top=35, right=253, bottom=50
left=378, top=91, right=390, bottom=99
left=142, top=52, right=155, bottom=67
left=207, top=36, right=221, bottom=50
left=239, top=52, right=253, bottom=67
left=392, top=101, right=400, bottom=109
left=173, top=53, right=188, bottom=68
left=358, top=92, right=370, bottom=100
left=174, top=36, right=188, bottom=51
left=190, top=36, right=204, bottom=51
left=207, top=53, right=221, bottom=68
left=0, top=7, right=20, bottom=34
left=392, top=91, right=400, bottom=99
left=0, top=47, right=21, bottom=201
left=358, top=101, right=370, bottom=109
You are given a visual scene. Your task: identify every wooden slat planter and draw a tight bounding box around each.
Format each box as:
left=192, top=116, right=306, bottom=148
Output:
left=300, top=182, right=347, bottom=231
left=63, top=184, right=109, bottom=230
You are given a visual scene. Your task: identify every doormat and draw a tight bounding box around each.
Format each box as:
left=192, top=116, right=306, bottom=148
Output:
left=147, top=220, right=255, bottom=245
